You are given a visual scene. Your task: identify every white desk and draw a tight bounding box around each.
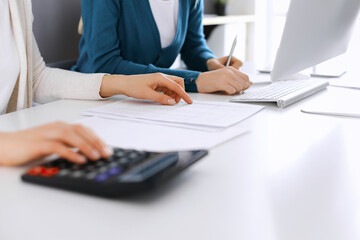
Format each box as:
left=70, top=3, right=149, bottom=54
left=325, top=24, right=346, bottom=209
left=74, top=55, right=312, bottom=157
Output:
left=202, top=14, right=255, bottom=26
left=1, top=77, right=360, bottom=240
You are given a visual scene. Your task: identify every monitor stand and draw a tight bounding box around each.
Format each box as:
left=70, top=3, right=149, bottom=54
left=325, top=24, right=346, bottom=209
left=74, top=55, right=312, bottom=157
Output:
left=310, top=66, right=347, bottom=78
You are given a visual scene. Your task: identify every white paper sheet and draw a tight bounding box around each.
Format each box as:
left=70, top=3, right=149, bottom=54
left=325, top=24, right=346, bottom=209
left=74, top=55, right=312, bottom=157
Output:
left=76, top=117, right=249, bottom=152
left=82, top=100, right=264, bottom=129
left=85, top=112, right=223, bottom=132
left=329, top=74, right=360, bottom=90
left=301, top=87, right=360, bottom=118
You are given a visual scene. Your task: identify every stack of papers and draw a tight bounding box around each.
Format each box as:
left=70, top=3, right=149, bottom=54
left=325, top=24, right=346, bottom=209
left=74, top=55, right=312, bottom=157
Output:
left=77, top=117, right=249, bottom=152
left=82, top=100, right=264, bottom=132
left=79, top=100, right=264, bottom=151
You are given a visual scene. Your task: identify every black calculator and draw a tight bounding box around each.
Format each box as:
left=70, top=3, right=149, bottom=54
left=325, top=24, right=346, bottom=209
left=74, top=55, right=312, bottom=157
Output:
left=22, top=148, right=208, bottom=197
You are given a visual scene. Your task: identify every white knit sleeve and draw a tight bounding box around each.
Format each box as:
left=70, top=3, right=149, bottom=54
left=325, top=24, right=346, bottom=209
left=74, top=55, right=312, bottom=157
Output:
left=31, top=33, right=105, bottom=104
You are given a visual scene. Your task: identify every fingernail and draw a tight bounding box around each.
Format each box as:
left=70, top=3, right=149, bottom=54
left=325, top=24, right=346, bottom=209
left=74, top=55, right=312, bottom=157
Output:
left=168, top=99, right=176, bottom=105
left=78, top=155, right=87, bottom=163
left=91, top=150, right=101, bottom=159
left=104, top=146, right=113, bottom=156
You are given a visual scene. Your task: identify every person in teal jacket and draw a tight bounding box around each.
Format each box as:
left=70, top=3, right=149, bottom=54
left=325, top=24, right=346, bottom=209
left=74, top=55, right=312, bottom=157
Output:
left=73, top=0, right=251, bottom=94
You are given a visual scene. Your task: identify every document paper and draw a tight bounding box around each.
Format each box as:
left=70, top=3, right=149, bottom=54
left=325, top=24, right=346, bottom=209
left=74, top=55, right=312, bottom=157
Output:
left=82, top=100, right=264, bottom=129
left=77, top=117, right=248, bottom=152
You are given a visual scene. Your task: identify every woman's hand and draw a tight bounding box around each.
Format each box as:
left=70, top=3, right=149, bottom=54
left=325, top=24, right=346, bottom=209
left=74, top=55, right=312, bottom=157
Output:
left=207, top=56, right=243, bottom=71
left=196, top=67, right=252, bottom=95
left=100, top=73, right=193, bottom=105
left=0, top=122, right=112, bottom=166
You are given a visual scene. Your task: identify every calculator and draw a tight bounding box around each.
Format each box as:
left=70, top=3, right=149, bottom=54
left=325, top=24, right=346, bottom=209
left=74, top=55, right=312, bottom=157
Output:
left=22, top=148, right=208, bottom=197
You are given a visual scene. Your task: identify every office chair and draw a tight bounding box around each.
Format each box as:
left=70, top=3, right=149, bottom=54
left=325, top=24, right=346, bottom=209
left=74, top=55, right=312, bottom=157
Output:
left=32, top=0, right=82, bottom=70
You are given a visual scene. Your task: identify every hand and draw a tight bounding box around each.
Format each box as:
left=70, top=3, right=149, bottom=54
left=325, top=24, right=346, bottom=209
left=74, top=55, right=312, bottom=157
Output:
left=196, top=67, right=252, bottom=95
left=100, top=73, right=193, bottom=105
left=206, top=56, right=243, bottom=71
left=0, top=122, right=112, bottom=166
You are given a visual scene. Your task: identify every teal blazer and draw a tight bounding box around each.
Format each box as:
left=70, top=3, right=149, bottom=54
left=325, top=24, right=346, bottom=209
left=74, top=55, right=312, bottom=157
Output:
left=72, top=0, right=215, bottom=92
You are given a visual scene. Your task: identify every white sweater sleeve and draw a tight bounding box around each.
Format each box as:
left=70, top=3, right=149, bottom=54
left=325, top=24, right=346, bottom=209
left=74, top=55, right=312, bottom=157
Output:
left=31, top=33, right=105, bottom=104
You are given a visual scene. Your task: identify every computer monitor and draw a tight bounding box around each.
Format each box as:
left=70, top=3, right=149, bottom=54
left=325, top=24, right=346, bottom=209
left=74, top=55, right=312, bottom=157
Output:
left=271, top=0, right=360, bottom=81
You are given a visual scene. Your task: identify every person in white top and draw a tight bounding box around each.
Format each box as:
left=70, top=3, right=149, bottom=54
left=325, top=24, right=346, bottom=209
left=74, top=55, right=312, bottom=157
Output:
left=0, top=0, right=192, bottom=166
left=0, top=0, right=20, bottom=115
left=148, top=0, right=179, bottom=49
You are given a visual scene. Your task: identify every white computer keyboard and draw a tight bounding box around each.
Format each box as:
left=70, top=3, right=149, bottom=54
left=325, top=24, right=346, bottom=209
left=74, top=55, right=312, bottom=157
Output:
left=230, top=79, right=329, bottom=108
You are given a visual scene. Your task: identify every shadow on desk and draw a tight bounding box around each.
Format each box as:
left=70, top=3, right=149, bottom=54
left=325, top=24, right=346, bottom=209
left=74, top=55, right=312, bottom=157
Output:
left=114, top=169, right=201, bottom=204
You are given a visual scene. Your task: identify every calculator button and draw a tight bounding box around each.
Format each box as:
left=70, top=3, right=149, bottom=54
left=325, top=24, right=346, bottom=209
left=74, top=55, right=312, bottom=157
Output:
left=109, top=162, right=119, bottom=168
left=41, top=167, right=60, bottom=177
left=59, top=162, right=71, bottom=169
left=71, top=165, right=81, bottom=171
left=95, top=173, right=109, bottom=182
left=98, top=167, right=108, bottom=173
left=108, top=167, right=122, bottom=176
left=117, top=158, right=130, bottom=166
left=95, top=161, right=106, bottom=167
left=72, top=171, right=85, bottom=178
left=86, top=172, right=97, bottom=180
left=27, top=166, right=45, bottom=176
left=114, top=151, right=125, bottom=158
left=85, top=165, right=96, bottom=171
left=58, top=169, right=71, bottom=176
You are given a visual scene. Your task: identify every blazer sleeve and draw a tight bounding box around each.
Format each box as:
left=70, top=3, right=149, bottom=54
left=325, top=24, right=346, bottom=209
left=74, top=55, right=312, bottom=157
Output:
left=81, top=0, right=200, bottom=92
left=31, top=33, right=105, bottom=104
left=180, top=0, right=216, bottom=72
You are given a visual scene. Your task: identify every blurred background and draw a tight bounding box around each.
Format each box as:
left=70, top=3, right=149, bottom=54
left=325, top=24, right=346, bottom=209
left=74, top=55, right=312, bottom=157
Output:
left=31, top=0, right=360, bottom=73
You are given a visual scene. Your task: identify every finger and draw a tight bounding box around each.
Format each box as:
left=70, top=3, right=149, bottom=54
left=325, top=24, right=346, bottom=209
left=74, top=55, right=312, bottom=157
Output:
left=161, top=88, right=180, bottom=103
left=226, top=69, right=249, bottom=92
left=221, top=84, right=237, bottom=95
left=54, top=126, right=102, bottom=161
left=228, top=78, right=246, bottom=93
left=230, top=57, right=243, bottom=69
left=243, top=81, right=253, bottom=91
left=144, top=90, right=177, bottom=105
left=157, top=78, right=193, bottom=104
left=46, top=142, right=87, bottom=164
left=75, top=125, right=112, bottom=158
left=229, top=68, right=250, bottom=84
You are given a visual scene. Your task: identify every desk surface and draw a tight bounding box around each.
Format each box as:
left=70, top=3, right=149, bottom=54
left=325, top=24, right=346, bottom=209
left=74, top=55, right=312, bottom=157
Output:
left=1, top=75, right=360, bottom=240
left=203, top=14, right=255, bottom=26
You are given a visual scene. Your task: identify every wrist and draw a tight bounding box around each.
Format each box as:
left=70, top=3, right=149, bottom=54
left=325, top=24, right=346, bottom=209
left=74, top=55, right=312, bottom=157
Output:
left=100, top=75, right=127, bottom=98
left=195, top=73, right=206, bottom=92
left=206, top=58, right=215, bottom=70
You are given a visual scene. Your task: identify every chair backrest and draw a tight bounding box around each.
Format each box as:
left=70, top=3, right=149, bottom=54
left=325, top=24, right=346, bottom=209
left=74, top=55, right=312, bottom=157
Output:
left=32, top=0, right=82, bottom=63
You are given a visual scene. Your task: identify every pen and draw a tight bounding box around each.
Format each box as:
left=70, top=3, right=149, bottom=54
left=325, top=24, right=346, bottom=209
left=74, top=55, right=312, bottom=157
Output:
left=225, top=35, right=237, bottom=67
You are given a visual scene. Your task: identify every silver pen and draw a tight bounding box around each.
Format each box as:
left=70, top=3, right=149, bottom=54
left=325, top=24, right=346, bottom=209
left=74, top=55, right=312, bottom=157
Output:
left=225, top=35, right=237, bottom=67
